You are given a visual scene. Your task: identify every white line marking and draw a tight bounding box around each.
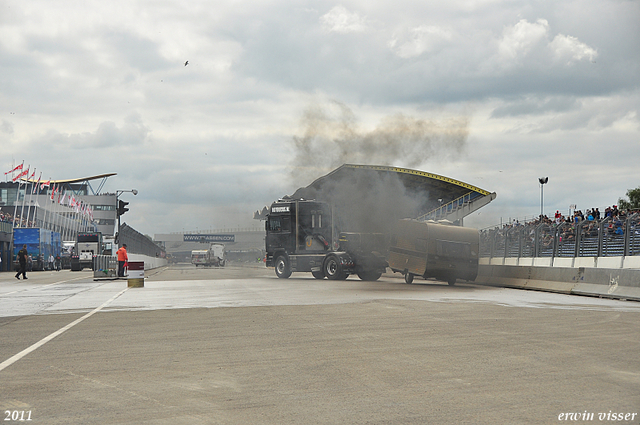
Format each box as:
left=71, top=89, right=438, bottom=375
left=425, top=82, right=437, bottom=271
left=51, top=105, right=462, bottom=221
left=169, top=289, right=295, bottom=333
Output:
left=0, top=287, right=129, bottom=373
left=0, top=275, right=88, bottom=296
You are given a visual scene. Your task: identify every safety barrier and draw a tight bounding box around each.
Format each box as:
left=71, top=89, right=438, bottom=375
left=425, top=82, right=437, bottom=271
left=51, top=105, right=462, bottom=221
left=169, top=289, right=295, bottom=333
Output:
left=93, top=255, right=117, bottom=280
left=475, top=258, right=640, bottom=301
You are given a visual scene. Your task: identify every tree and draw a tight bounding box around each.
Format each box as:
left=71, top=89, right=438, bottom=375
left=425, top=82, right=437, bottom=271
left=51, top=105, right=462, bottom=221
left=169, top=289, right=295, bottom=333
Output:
left=618, top=187, right=640, bottom=211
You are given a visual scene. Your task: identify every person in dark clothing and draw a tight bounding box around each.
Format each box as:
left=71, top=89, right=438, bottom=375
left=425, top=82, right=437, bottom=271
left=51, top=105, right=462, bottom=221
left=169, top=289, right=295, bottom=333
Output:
left=15, top=244, right=28, bottom=280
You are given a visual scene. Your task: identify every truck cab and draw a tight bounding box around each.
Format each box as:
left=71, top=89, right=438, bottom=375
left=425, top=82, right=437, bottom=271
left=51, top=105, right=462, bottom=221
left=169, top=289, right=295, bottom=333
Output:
left=265, top=199, right=333, bottom=278
left=265, top=199, right=387, bottom=281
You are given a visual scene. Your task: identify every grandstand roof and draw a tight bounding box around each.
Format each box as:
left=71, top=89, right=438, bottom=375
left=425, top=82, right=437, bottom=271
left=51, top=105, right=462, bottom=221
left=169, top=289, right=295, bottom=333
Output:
left=292, top=164, right=491, bottom=208
left=25, top=173, right=117, bottom=184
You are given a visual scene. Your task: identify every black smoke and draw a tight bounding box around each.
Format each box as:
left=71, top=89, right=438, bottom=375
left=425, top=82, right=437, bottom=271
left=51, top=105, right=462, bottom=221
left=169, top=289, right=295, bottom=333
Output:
left=285, top=101, right=470, bottom=233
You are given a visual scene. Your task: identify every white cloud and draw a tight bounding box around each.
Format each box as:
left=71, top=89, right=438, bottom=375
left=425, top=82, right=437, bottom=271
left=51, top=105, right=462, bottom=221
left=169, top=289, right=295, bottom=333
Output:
left=320, top=5, right=368, bottom=33
left=498, top=19, right=549, bottom=62
left=389, top=25, right=454, bottom=59
left=549, top=34, right=597, bottom=64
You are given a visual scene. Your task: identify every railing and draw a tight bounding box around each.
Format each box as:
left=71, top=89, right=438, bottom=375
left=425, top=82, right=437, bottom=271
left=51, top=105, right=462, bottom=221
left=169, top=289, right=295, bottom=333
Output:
left=0, top=221, right=12, bottom=233
left=418, top=192, right=481, bottom=221
left=480, top=213, right=640, bottom=258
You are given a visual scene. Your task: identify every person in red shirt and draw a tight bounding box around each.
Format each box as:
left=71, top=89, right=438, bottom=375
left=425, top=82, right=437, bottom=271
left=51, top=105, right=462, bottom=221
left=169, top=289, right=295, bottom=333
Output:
left=116, top=244, right=128, bottom=277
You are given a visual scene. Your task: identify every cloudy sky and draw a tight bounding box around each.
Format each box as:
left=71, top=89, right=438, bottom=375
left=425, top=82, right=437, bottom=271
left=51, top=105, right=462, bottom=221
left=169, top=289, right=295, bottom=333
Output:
left=1, top=0, right=638, bottom=236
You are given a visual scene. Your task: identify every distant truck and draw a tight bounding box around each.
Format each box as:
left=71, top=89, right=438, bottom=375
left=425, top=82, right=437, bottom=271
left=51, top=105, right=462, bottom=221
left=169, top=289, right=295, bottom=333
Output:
left=13, top=228, right=61, bottom=271
left=191, top=243, right=226, bottom=267
left=61, top=241, right=76, bottom=269
left=388, top=219, right=479, bottom=285
left=265, top=199, right=388, bottom=280
left=71, top=232, right=103, bottom=271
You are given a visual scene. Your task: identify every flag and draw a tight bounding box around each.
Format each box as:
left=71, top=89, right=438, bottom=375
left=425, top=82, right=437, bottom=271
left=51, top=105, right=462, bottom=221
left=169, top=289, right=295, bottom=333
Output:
left=28, top=169, right=35, bottom=180
left=40, top=180, right=50, bottom=190
left=50, top=184, right=56, bottom=200
left=33, top=173, right=42, bottom=194
left=4, top=163, right=23, bottom=175
left=13, top=168, right=29, bottom=183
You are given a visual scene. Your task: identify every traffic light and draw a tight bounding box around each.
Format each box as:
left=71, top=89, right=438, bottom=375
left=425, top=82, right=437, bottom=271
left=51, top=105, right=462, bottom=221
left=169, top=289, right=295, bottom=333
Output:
left=117, top=200, right=129, bottom=216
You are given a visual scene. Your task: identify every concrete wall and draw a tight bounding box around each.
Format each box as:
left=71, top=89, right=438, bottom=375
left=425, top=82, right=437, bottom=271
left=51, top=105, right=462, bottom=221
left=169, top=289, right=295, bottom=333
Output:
left=128, top=253, right=167, bottom=270
left=476, top=256, right=640, bottom=301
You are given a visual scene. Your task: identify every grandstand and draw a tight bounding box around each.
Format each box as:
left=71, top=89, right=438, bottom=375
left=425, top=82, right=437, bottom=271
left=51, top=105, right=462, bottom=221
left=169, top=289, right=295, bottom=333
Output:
left=481, top=213, right=640, bottom=259
left=287, top=164, right=497, bottom=225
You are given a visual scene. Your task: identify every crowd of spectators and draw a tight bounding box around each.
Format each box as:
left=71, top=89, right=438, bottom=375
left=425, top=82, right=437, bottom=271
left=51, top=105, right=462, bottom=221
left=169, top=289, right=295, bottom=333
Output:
left=0, top=210, right=35, bottom=227
left=482, top=205, right=640, bottom=252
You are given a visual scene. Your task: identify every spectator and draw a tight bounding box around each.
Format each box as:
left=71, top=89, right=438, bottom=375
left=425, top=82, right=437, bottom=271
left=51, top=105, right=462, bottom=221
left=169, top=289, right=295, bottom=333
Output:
left=15, top=244, right=28, bottom=280
left=116, top=244, right=128, bottom=277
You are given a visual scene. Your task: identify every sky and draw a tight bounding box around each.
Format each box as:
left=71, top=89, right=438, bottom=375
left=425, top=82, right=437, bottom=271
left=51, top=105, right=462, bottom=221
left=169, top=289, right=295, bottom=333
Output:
left=1, top=0, right=639, bottom=236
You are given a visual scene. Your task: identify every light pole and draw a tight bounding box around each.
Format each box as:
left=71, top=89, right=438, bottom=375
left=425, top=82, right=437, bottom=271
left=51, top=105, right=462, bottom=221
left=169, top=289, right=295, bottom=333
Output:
left=115, top=189, right=138, bottom=244
left=538, top=177, right=548, bottom=218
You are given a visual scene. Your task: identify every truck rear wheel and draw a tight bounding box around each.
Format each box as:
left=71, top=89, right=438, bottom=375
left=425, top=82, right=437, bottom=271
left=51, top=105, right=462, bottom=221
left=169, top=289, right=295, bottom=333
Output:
left=448, top=275, right=457, bottom=286
left=324, top=255, right=347, bottom=280
left=404, top=273, right=414, bottom=284
left=357, top=271, right=382, bottom=281
left=275, top=255, right=292, bottom=279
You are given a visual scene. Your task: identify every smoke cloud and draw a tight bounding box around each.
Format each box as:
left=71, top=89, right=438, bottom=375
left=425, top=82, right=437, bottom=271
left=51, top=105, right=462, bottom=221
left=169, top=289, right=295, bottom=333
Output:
left=292, top=168, right=428, bottom=233
left=290, top=101, right=469, bottom=184
left=284, top=101, right=470, bottom=233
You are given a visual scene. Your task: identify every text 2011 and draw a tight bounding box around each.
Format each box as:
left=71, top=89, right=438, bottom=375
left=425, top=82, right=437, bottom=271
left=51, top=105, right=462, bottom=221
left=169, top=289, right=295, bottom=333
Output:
left=4, top=411, right=32, bottom=421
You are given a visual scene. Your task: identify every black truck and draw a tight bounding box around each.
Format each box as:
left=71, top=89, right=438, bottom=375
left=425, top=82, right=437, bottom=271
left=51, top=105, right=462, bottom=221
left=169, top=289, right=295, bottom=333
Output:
left=265, top=199, right=388, bottom=281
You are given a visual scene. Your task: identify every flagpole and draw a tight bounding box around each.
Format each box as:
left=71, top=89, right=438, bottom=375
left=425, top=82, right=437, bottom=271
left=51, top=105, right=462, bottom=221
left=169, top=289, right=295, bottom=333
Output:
left=18, top=166, right=30, bottom=227
left=25, top=169, right=36, bottom=228
left=42, top=181, right=50, bottom=230
left=73, top=197, right=80, bottom=241
left=33, top=172, right=42, bottom=226
left=11, top=161, right=24, bottom=229
left=51, top=190, right=58, bottom=234
left=61, top=192, right=69, bottom=241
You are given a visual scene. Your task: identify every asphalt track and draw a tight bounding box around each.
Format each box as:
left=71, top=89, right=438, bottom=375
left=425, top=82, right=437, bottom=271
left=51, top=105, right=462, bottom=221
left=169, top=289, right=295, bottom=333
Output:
left=1, top=264, right=639, bottom=424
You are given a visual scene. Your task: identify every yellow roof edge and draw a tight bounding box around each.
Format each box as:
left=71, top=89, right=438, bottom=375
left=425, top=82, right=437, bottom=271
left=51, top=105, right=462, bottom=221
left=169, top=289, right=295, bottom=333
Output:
left=24, top=173, right=117, bottom=184
left=341, top=164, right=491, bottom=196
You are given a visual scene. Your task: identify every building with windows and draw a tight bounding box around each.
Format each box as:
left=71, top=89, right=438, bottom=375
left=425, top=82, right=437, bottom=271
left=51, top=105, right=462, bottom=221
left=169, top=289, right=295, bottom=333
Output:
left=0, top=173, right=118, bottom=242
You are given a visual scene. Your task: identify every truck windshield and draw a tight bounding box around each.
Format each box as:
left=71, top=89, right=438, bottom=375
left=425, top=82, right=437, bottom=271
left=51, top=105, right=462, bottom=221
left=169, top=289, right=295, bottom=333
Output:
left=269, top=217, right=290, bottom=232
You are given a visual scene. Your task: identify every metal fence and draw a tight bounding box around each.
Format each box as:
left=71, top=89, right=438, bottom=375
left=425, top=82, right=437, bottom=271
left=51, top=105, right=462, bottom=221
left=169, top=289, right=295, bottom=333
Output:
left=480, top=213, right=640, bottom=258
left=119, top=223, right=165, bottom=258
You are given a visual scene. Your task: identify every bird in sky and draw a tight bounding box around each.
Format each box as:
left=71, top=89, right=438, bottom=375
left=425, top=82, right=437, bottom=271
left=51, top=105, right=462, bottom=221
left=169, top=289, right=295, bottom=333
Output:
left=184, top=61, right=189, bottom=66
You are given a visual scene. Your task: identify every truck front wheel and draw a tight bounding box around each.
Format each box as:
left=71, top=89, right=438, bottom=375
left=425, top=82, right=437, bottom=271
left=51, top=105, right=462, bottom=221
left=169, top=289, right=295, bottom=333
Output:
left=324, top=255, right=347, bottom=280
left=275, top=255, right=292, bottom=279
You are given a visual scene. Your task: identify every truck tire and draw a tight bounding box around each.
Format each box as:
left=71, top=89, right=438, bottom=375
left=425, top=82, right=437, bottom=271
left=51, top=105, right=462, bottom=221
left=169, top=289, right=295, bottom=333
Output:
left=448, top=275, right=457, bottom=286
left=323, top=255, right=347, bottom=280
left=357, top=270, right=382, bottom=281
left=275, top=255, right=292, bottom=279
left=404, top=273, right=414, bottom=284
left=311, top=271, right=325, bottom=279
